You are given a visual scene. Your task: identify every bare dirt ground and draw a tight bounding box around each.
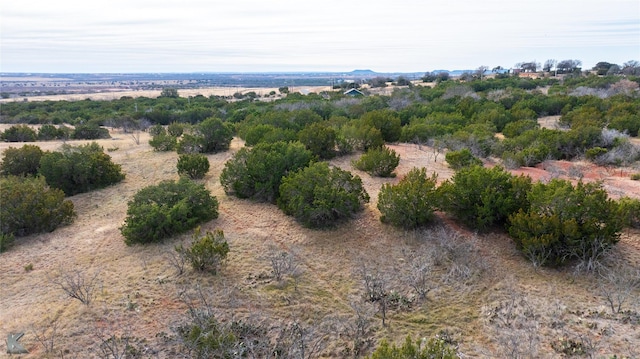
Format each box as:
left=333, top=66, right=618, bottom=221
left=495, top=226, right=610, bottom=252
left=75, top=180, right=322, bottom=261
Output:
left=1, top=130, right=639, bottom=358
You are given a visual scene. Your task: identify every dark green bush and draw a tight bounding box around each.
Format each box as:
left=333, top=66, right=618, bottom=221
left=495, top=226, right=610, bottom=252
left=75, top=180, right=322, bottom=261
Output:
left=38, top=124, right=67, bottom=140
left=0, top=233, right=14, bottom=253
left=198, top=117, right=233, bottom=153
left=444, top=148, right=482, bottom=170
left=148, top=124, right=166, bottom=137
left=298, top=122, right=337, bottom=159
left=502, top=119, right=538, bottom=138
left=220, top=141, right=313, bottom=203
left=353, top=146, right=400, bottom=177
left=121, top=178, right=219, bottom=245
left=368, top=336, right=459, bottom=359
left=176, top=133, right=204, bottom=154
left=149, top=133, right=177, bottom=151
left=38, top=142, right=125, bottom=196
left=175, top=227, right=229, bottom=274
left=508, top=179, right=622, bottom=267
left=617, top=196, right=640, bottom=228
left=361, top=110, right=402, bottom=142
left=439, top=165, right=531, bottom=231
left=1, top=125, right=37, bottom=142
left=377, top=168, right=439, bottom=229
left=71, top=124, right=111, bottom=140
left=167, top=121, right=185, bottom=137
left=340, top=123, right=385, bottom=151
left=0, top=144, right=44, bottom=176
left=278, top=162, right=369, bottom=228
left=177, top=153, right=210, bottom=179
left=0, top=176, right=75, bottom=237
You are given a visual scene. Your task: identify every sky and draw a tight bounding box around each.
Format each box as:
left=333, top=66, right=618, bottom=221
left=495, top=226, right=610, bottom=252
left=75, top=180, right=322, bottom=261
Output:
left=1, top=0, right=639, bottom=73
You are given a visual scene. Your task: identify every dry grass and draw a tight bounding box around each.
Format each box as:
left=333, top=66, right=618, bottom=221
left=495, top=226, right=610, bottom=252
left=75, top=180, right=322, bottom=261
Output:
left=1, top=130, right=639, bottom=358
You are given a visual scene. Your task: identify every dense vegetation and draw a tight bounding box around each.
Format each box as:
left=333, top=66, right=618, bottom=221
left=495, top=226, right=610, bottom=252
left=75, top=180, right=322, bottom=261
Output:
left=1, top=68, right=639, bottom=356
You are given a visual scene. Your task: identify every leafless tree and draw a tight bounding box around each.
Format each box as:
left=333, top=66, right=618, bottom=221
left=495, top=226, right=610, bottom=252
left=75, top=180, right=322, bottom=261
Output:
left=266, top=246, right=300, bottom=283
left=166, top=247, right=188, bottom=276
left=50, top=268, right=101, bottom=305
left=599, top=265, right=640, bottom=313
left=404, top=248, right=435, bottom=301
left=358, top=262, right=391, bottom=326
left=485, top=284, right=541, bottom=358
left=543, top=59, right=557, bottom=74
left=340, top=300, right=376, bottom=358
left=474, top=65, right=489, bottom=80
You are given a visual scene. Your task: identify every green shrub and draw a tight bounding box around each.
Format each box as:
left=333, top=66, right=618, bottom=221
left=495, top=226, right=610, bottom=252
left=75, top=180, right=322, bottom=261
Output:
left=175, top=227, right=229, bottom=274
left=38, top=142, right=125, bottom=196
left=368, top=336, right=459, bottom=359
left=198, top=117, right=233, bottom=153
left=176, top=133, right=204, bottom=154
left=508, top=180, right=622, bottom=267
left=278, top=162, right=369, bottom=228
left=616, top=196, right=640, bottom=228
left=149, top=133, right=177, bottom=151
left=0, top=176, right=75, bottom=237
left=377, top=168, right=439, bottom=229
left=38, top=124, right=67, bottom=140
left=353, top=147, right=400, bottom=177
left=0, top=144, right=44, bottom=177
left=340, top=123, right=385, bottom=151
left=121, top=178, right=219, bottom=245
left=631, top=173, right=640, bottom=181
left=298, top=122, right=337, bottom=159
left=148, top=124, right=166, bottom=137
left=1, top=125, right=37, bottom=142
left=444, top=148, right=482, bottom=170
left=167, top=121, right=185, bottom=137
left=0, top=233, right=15, bottom=253
left=71, top=124, right=111, bottom=140
left=361, top=110, right=402, bottom=142
left=439, top=165, right=531, bottom=231
left=585, top=147, right=608, bottom=161
left=502, top=119, right=539, bottom=138
left=220, top=141, right=313, bottom=203
left=177, top=153, right=210, bottom=179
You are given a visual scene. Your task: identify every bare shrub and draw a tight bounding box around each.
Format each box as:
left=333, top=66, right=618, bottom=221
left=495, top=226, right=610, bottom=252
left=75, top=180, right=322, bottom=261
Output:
left=403, top=248, right=435, bottom=301
left=339, top=300, right=376, bottom=358
left=358, top=262, right=391, bottom=326
left=427, top=227, right=488, bottom=285
left=90, top=327, right=149, bottom=359
left=51, top=268, right=101, bottom=305
left=599, top=265, right=640, bottom=314
left=266, top=246, right=301, bottom=283
left=31, top=317, right=60, bottom=357
left=166, top=248, right=188, bottom=276
left=484, top=285, right=541, bottom=358
left=572, top=235, right=615, bottom=274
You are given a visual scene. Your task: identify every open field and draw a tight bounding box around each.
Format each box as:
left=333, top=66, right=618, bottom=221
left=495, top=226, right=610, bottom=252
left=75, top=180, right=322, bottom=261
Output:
left=1, top=127, right=640, bottom=358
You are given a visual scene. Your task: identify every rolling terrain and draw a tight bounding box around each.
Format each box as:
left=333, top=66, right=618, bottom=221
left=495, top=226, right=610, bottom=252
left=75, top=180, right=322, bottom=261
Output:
left=1, top=127, right=639, bottom=358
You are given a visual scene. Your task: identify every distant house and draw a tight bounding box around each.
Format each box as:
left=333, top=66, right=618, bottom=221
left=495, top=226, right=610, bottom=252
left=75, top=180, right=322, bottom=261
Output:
left=344, top=88, right=365, bottom=97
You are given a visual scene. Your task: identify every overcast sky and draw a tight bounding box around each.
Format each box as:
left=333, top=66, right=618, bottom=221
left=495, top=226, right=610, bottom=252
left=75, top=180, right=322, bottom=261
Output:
left=1, top=0, right=639, bottom=73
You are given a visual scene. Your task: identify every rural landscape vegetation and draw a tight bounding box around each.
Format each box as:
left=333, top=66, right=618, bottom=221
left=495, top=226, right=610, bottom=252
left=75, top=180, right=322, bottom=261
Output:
left=1, top=60, right=640, bottom=358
